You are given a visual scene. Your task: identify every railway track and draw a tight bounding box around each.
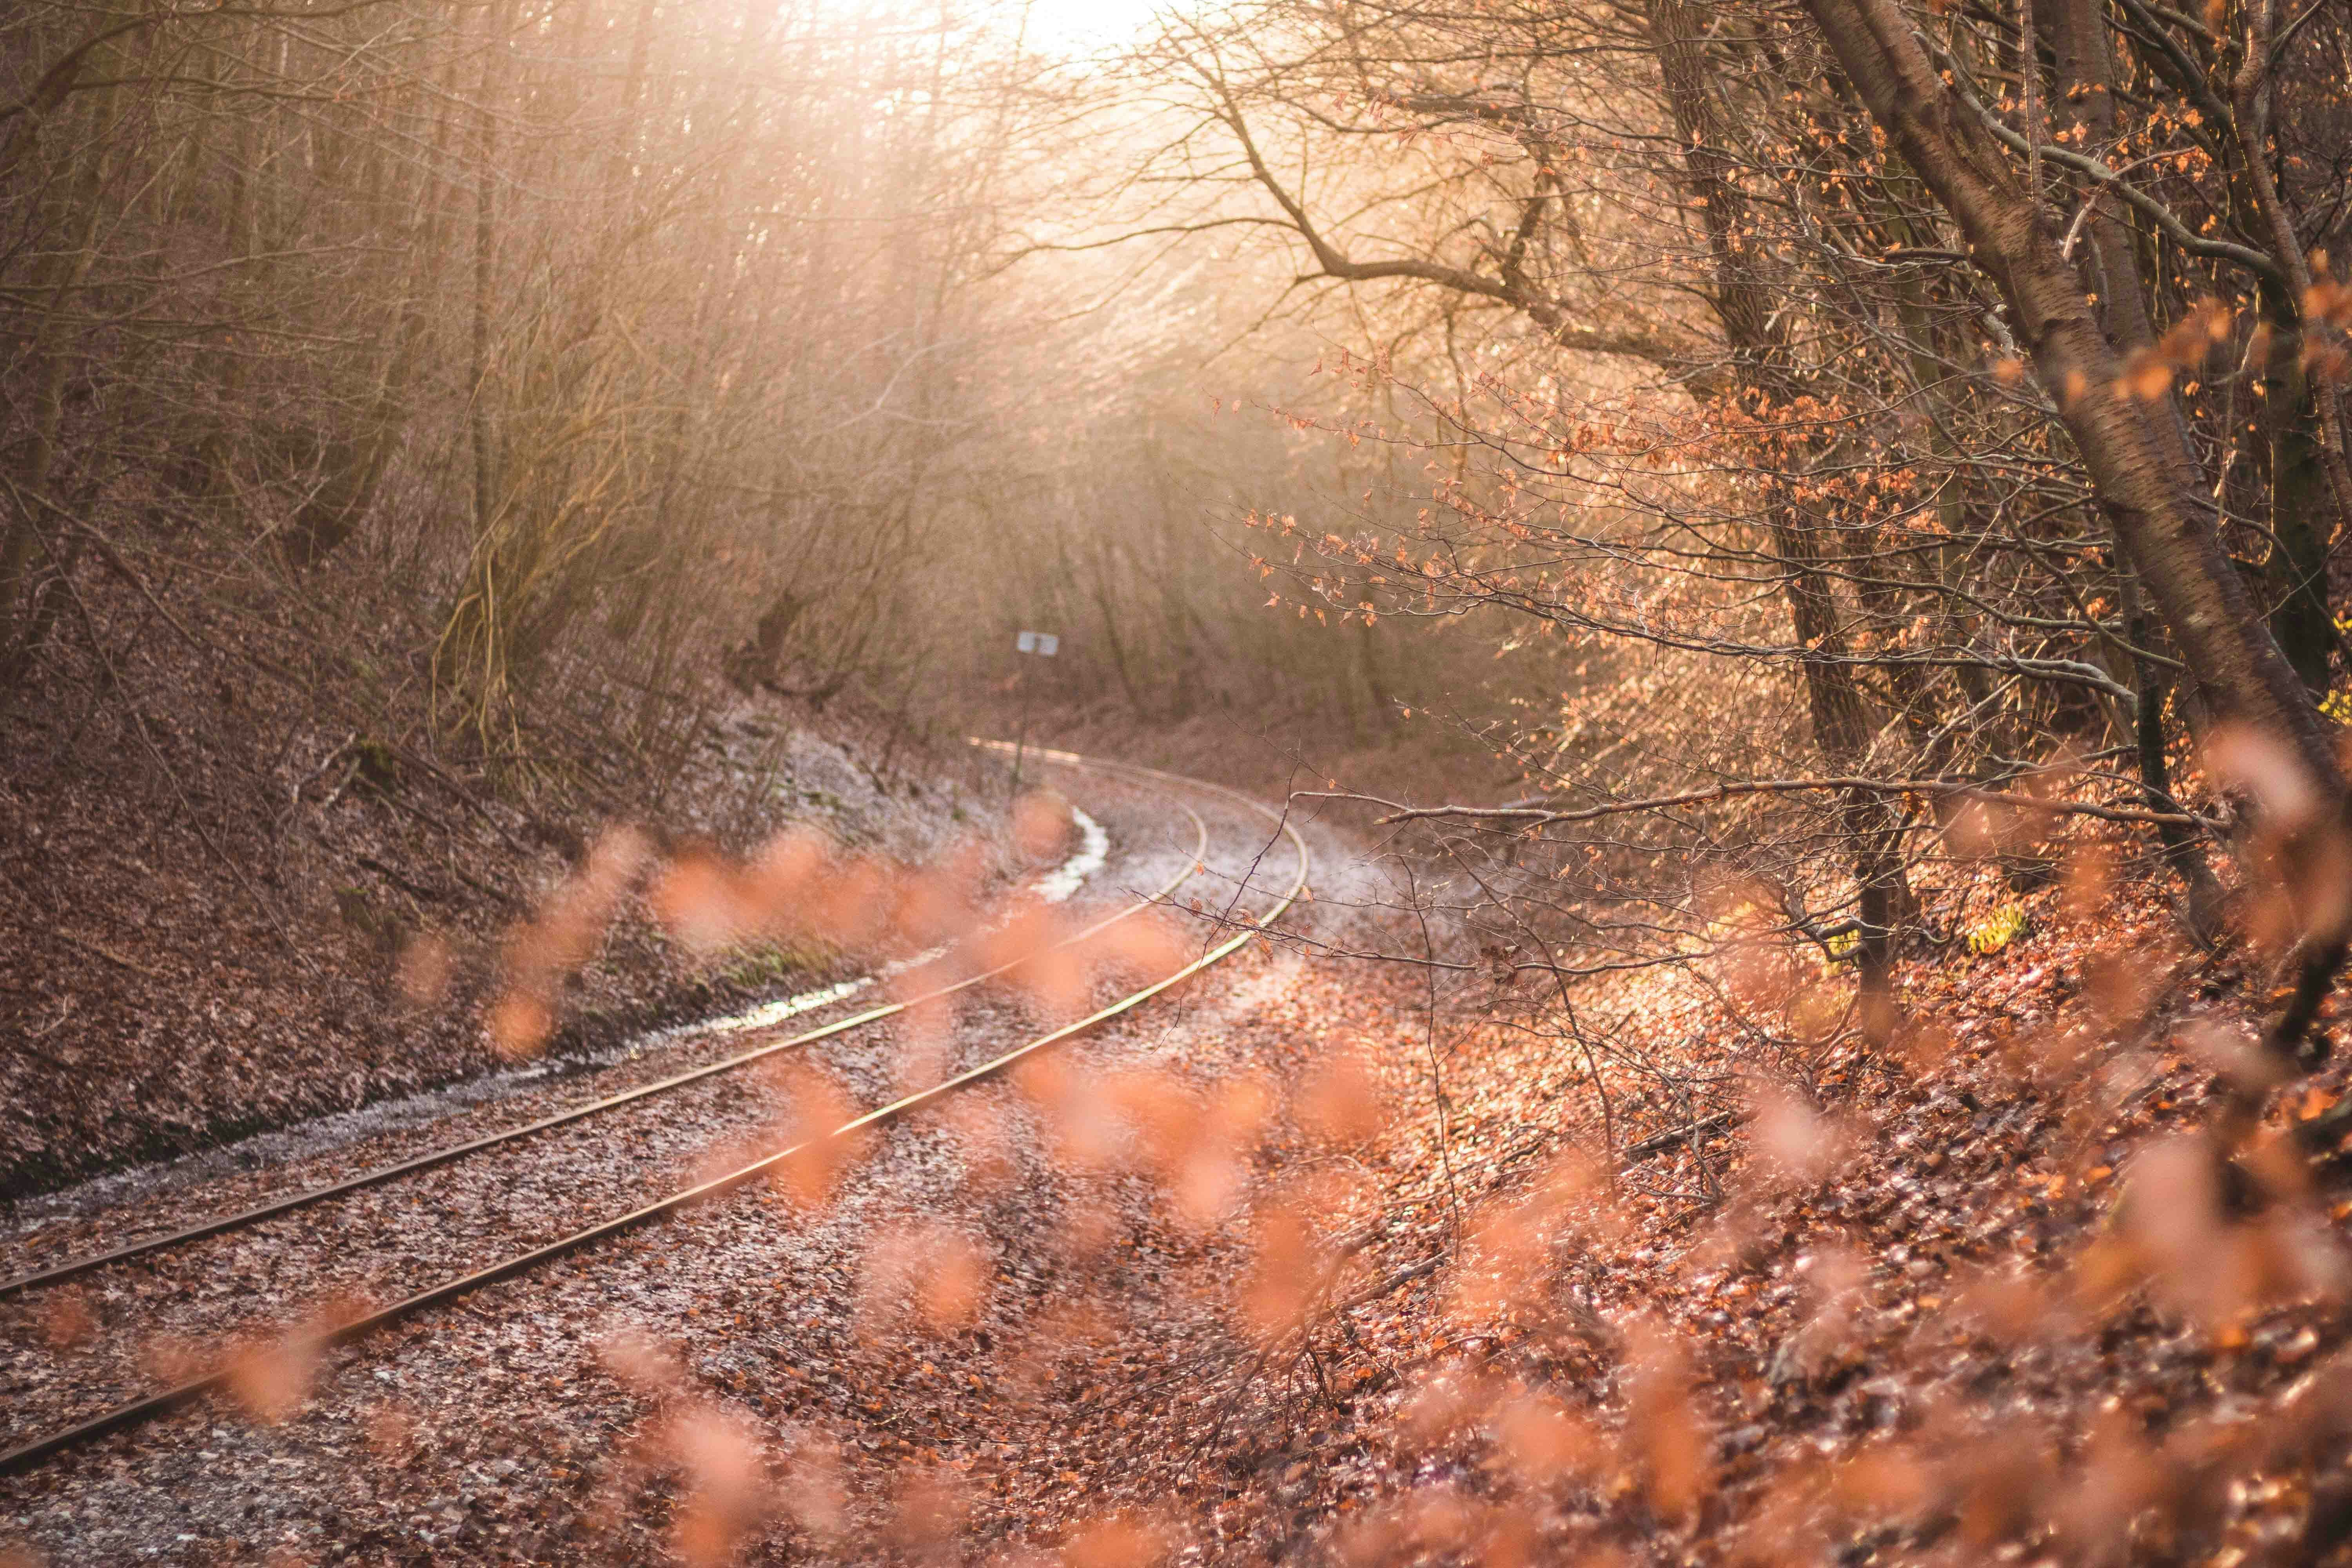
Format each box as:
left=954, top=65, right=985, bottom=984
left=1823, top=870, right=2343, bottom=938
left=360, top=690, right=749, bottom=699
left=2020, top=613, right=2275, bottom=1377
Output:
left=1, top=778, right=1203, bottom=1303
left=0, top=749, right=1309, bottom=1478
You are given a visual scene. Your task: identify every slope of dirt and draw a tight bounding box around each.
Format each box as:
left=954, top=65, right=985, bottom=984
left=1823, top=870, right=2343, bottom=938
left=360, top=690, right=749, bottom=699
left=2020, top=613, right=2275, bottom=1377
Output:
left=1105, top=869, right=2352, bottom=1567
left=0, top=540, right=1009, bottom=1201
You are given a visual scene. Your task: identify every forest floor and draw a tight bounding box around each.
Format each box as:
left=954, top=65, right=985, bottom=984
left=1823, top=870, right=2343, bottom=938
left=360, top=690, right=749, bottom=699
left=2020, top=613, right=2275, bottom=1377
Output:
left=9, top=751, right=2352, bottom=1565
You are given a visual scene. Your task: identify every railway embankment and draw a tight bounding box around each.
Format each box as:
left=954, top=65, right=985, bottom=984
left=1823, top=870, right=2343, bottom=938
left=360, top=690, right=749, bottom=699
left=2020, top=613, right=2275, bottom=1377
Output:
left=1, top=675, right=1020, bottom=1202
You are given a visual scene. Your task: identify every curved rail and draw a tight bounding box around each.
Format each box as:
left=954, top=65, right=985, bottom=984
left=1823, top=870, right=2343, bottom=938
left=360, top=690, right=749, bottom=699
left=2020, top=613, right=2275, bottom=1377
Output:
left=0, top=785, right=1207, bottom=1301
left=0, top=751, right=1309, bottom=1478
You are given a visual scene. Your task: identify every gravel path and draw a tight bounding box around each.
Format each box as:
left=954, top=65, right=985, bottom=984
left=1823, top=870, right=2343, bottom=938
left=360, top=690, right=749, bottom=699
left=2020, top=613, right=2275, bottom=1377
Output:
left=1, top=765, right=1381, bottom=1565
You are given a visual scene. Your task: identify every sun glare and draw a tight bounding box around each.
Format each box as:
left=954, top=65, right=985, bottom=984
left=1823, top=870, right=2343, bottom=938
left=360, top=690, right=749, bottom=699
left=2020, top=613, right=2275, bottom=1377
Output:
left=1011, top=0, right=1171, bottom=51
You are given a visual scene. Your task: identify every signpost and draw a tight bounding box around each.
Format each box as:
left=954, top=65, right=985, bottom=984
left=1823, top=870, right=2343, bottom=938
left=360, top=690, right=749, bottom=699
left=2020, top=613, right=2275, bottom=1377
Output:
left=1010, top=630, right=1058, bottom=795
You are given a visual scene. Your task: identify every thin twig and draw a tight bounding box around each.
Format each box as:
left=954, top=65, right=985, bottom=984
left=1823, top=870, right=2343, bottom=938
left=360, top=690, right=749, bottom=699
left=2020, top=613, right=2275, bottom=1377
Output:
left=1296, top=776, right=2218, bottom=831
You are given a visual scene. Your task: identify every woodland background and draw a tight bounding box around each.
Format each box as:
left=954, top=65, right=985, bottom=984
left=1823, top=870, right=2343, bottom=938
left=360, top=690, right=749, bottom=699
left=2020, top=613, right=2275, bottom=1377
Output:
left=7, top=0, right=2348, bottom=965
left=10, top=2, right=2352, bottom=1563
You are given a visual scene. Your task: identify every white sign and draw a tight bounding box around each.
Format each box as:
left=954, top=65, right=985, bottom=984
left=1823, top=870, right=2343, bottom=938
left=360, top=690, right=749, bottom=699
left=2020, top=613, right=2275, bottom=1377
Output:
left=1016, top=630, right=1060, bottom=657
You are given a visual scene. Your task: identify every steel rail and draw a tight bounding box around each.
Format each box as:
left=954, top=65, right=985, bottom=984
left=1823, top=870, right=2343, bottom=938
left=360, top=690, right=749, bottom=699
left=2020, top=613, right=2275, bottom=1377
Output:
left=0, top=751, right=1308, bottom=1479
left=0, top=769, right=1205, bottom=1301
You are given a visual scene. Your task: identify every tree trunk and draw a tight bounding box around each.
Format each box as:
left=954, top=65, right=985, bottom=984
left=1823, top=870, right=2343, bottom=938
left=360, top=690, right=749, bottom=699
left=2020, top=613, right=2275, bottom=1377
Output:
left=1647, top=0, right=1914, bottom=1022
left=468, top=0, right=512, bottom=544
left=2256, top=284, right=2339, bottom=696
left=1799, top=0, right=2338, bottom=795
left=1799, top=0, right=2347, bottom=1061
left=2043, top=0, right=2294, bottom=912
left=2124, top=575, right=2229, bottom=942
